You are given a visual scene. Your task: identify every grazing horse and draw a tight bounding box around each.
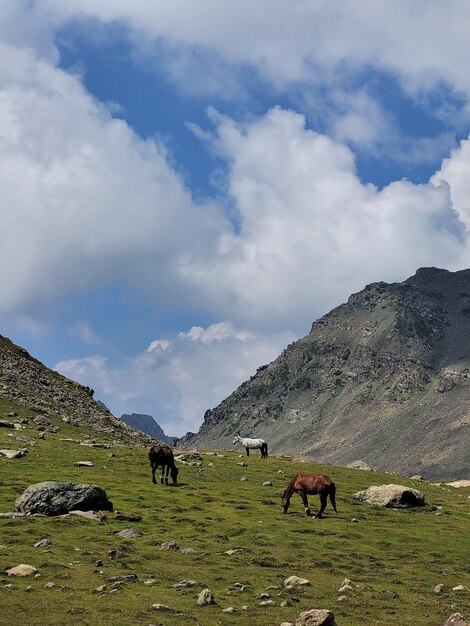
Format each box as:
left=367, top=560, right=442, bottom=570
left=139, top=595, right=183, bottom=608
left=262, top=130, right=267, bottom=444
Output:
left=149, top=445, right=179, bottom=485
left=232, top=434, right=268, bottom=458
left=281, top=473, right=337, bottom=518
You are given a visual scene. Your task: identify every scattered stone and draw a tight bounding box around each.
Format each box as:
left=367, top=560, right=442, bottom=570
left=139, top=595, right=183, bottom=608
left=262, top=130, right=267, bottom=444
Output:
left=208, top=463, right=215, bottom=467
left=237, top=462, right=248, bottom=467
left=444, top=614, right=468, bottom=626
left=160, top=541, right=179, bottom=550
left=281, top=622, right=294, bottom=626
left=453, top=585, right=469, bottom=592
left=107, top=574, right=138, bottom=582
left=95, top=560, right=103, bottom=567
left=353, top=484, right=425, bottom=507
left=337, top=584, right=353, bottom=594
left=197, top=588, right=215, bottom=606
left=446, top=480, right=470, bottom=488
left=68, top=510, right=107, bottom=522
left=283, top=576, right=310, bottom=589
left=346, top=460, right=373, bottom=470
left=260, top=600, right=275, bottom=606
left=92, top=585, right=107, bottom=593
left=410, top=475, right=423, bottom=481
left=6, top=412, right=18, bottom=417
left=0, top=512, right=26, bottom=518
left=15, top=481, right=113, bottom=516
left=222, top=607, right=237, bottom=613
left=263, top=481, right=273, bottom=486
left=240, top=477, right=248, bottom=482
left=173, top=580, right=197, bottom=588
left=108, top=549, right=124, bottom=559
left=0, top=420, right=15, bottom=428
left=351, top=518, right=360, bottom=523
left=434, top=584, right=445, bottom=593
left=0, top=449, right=27, bottom=459
left=181, top=547, right=194, bottom=554
left=5, top=564, right=37, bottom=576
left=294, top=608, right=337, bottom=626
left=225, top=549, right=242, bottom=555
left=151, top=604, right=174, bottom=611
left=33, top=416, right=50, bottom=426
left=44, top=582, right=55, bottom=589
left=115, top=513, right=142, bottom=522
left=143, top=579, right=157, bottom=585
left=34, top=538, right=52, bottom=548
left=337, top=595, right=347, bottom=601
left=174, top=451, right=202, bottom=462
left=37, top=432, right=46, bottom=440
left=116, top=528, right=141, bottom=539
left=15, top=435, right=36, bottom=446
left=73, top=461, right=94, bottom=467
left=277, top=470, right=285, bottom=473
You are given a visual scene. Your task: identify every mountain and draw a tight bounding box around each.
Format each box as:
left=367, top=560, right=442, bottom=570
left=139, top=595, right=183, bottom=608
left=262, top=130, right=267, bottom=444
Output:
left=181, top=267, right=470, bottom=480
left=120, top=413, right=176, bottom=444
left=0, top=335, right=160, bottom=446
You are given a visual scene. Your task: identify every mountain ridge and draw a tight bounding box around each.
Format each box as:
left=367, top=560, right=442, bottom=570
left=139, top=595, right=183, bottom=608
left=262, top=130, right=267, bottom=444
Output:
left=180, top=267, right=470, bottom=480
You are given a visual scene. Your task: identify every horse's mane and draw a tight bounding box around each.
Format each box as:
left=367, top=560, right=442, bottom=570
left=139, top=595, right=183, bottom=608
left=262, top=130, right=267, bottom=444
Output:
left=282, top=475, right=298, bottom=499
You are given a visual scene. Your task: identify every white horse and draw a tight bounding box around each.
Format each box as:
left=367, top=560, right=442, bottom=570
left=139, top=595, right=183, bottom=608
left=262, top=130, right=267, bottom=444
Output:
left=232, top=434, right=268, bottom=458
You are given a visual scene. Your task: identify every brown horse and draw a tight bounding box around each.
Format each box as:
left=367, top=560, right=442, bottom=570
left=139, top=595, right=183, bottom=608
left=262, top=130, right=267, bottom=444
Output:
left=281, top=472, right=337, bottom=518
left=149, top=445, right=179, bottom=485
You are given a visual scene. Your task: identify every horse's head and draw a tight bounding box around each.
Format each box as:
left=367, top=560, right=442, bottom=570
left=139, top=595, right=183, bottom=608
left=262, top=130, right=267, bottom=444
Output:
left=171, top=465, right=179, bottom=484
left=281, top=494, right=290, bottom=514
left=232, top=435, right=240, bottom=445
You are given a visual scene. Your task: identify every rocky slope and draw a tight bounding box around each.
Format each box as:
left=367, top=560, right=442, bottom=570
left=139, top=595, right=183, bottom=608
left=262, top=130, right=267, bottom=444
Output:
left=120, top=413, right=175, bottom=444
left=182, top=268, right=470, bottom=480
left=0, top=335, right=159, bottom=446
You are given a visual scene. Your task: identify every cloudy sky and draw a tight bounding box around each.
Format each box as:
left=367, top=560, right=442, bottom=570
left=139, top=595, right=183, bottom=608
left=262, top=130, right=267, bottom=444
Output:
left=2, top=1, right=470, bottom=436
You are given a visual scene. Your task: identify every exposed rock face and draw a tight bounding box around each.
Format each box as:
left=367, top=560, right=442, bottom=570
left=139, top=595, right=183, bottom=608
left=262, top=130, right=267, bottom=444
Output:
left=295, top=609, right=337, bottom=626
left=15, top=481, right=113, bottom=515
left=353, top=484, right=425, bottom=507
left=120, top=413, right=175, bottom=444
left=0, top=335, right=160, bottom=446
left=181, top=268, right=470, bottom=479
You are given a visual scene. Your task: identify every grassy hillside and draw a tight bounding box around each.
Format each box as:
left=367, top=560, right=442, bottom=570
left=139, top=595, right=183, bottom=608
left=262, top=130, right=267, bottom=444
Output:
left=1, top=398, right=469, bottom=626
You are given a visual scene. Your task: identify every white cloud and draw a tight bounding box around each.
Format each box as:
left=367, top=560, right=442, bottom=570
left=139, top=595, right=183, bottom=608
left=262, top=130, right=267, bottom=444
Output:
left=0, top=44, right=227, bottom=317
left=56, top=321, right=292, bottom=436
left=68, top=321, right=101, bottom=346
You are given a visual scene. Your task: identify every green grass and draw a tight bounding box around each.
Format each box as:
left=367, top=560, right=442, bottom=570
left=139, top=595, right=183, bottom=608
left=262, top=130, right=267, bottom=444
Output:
left=0, top=399, right=469, bottom=625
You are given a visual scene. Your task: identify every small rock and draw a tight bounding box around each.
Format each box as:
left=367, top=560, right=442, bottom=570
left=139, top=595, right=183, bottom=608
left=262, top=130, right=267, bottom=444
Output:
left=33, top=416, right=50, bottom=426
left=95, top=560, right=103, bottom=567
left=434, top=584, right=445, bottom=593
left=346, top=460, right=373, bottom=470
left=144, top=579, right=157, bottom=585
left=5, top=564, right=38, bottom=576
left=34, top=538, right=52, bottom=548
left=44, top=582, right=55, bottom=589
left=92, top=585, right=107, bottom=593
left=260, top=600, right=275, bottom=606
left=453, top=585, right=469, bottom=592
left=240, top=477, right=248, bottom=481
left=160, top=541, right=179, bottom=550
left=222, top=607, right=237, bottom=613
left=116, top=528, right=141, bottom=539
left=351, top=518, right=360, bottom=523
left=0, top=449, right=27, bottom=459
left=337, top=584, right=353, bottom=593
left=224, top=549, right=242, bottom=555
left=173, top=580, right=197, bottom=588
left=444, top=614, right=469, bottom=626
left=197, top=588, right=215, bottom=606
left=151, top=604, right=173, bottom=611
left=337, top=595, right=348, bottom=601
left=281, top=622, right=294, bottom=626
left=181, top=547, right=194, bottom=554
left=0, top=420, right=15, bottom=428
left=277, top=470, right=285, bottom=474
left=73, top=461, right=94, bottom=467
left=237, top=462, right=247, bottom=467
left=294, top=608, right=337, bottom=626
left=263, top=481, right=273, bottom=486
left=283, top=575, right=310, bottom=589
left=69, top=510, right=107, bottom=522
left=108, top=549, right=124, bottom=559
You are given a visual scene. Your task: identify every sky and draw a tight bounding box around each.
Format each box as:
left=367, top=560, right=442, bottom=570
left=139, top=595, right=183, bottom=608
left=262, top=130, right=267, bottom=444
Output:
left=2, top=1, right=470, bottom=437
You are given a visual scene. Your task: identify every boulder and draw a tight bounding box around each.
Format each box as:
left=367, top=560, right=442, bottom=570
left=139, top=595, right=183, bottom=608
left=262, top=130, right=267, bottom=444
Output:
left=0, top=449, right=27, bottom=459
left=15, top=481, right=113, bottom=516
left=353, top=484, right=425, bottom=507
left=295, top=609, right=337, bottom=626
left=283, top=575, right=310, bottom=589
left=0, top=420, right=15, bottom=428
left=5, top=564, right=37, bottom=576
left=346, top=460, right=373, bottom=470
left=197, top=588, right=215, bottom=606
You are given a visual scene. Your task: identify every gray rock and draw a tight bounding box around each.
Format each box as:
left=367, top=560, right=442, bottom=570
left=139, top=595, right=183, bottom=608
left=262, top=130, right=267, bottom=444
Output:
left=73, top=461, right=94, bottom=467
left=295, top=609, right=337, bottom=626
left=444, top=614, right=468, bottom=626
left=0, top=449, right=27, bottom=459
left=283, top=575, right=310, bottom=589
left=263, top=481, right=273, bottom=486
left=353, top=484, right=425, bottom=507
left=161, top=541, right=179, bottom=550
left=346, top=460, right=373, bottom=470
left=33, top=416, right=50, bottom=426
left=0, top=420, right=15, bottom=428
left=116, top=528, right=141, bottom=538
left=34, top=538, right=52, bottom=548
left=5, top=564, right=38, bottom=576
left=197, top=588, right=215, bottom=606
left=173, top=579, right=197, bottom=588
left=15, top=481, right=113, bottom=516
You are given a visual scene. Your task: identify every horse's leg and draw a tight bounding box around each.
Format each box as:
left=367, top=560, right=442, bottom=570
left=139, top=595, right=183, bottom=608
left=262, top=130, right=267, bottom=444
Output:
left=160, top=465, right=165, bottom=484
left=316, top=492, right=327, bottom=518
left=165, top=464, right=169, bottom=485
left=246, top=446, right=250, bottom=456
left=151, top=463, right=157, bottom=485
left=299, top=490, right=311, bottom=516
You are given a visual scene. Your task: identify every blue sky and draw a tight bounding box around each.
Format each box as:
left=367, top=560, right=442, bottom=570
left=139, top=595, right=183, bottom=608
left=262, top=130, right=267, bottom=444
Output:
left=2, top=1, right=470, bottom=436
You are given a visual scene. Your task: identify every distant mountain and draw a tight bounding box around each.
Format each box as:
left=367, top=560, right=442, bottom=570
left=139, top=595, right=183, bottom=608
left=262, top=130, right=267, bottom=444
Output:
left=0, top=335, right=157, bottom=446
left=120, top=413, right=176, bottom=445
left=181, top=267, right=470, bottom=480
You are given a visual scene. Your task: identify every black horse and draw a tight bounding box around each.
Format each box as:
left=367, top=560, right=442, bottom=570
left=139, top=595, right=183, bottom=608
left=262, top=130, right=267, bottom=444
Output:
left=149, top=445, right=179, bottom=485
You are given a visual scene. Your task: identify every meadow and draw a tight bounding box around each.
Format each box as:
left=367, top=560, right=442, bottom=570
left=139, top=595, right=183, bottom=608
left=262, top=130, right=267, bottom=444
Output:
left=0, top=399, right=469, bottom=626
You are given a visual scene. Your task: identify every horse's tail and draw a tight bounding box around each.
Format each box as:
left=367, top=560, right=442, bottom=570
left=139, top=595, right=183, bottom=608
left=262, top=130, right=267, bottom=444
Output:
left=329, top=481, right=338, bottom=513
